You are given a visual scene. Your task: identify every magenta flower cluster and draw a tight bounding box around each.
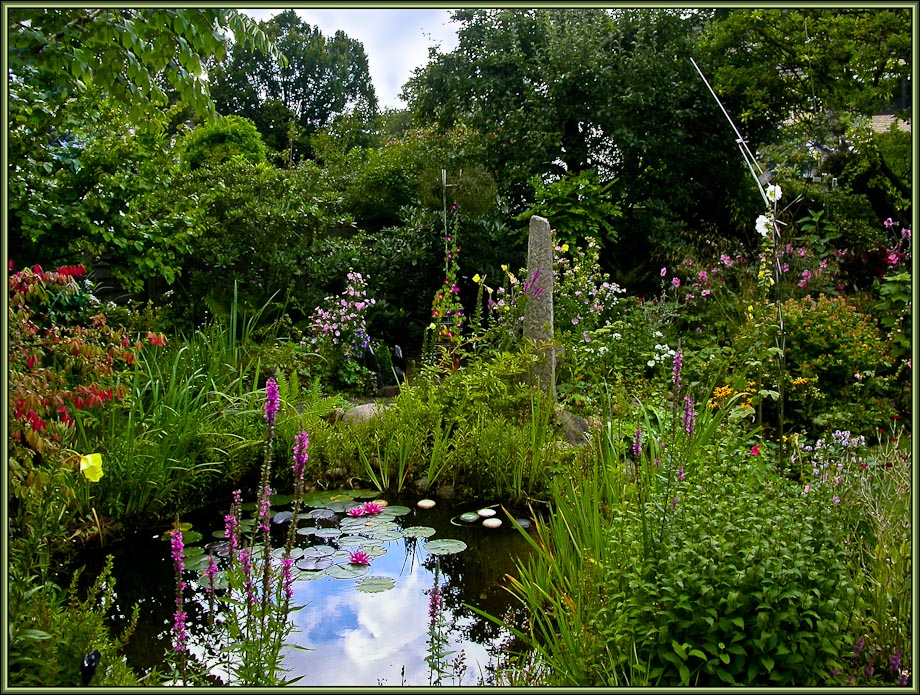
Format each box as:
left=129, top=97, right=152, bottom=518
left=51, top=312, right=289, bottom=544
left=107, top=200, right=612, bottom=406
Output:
left=346, top=501, right=384, bottom=517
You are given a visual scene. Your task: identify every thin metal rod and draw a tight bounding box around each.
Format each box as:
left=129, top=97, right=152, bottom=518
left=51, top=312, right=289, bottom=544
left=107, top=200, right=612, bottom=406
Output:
left=690, top=56, right=769, bottom=206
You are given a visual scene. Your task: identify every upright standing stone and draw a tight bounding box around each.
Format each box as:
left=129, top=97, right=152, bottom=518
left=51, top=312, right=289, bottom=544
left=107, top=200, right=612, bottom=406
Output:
left=524, top=215, right=555, bottom=401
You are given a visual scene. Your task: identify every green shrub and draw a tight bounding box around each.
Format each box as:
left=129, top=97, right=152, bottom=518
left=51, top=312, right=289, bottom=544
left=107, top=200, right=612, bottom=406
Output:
left=179, top=114, right=267, bottom=170
left=782, top=294, right=898, bottom=433
left=612, top=453, right=855, bottom=686
left=7, top=556, right=141, bottom=687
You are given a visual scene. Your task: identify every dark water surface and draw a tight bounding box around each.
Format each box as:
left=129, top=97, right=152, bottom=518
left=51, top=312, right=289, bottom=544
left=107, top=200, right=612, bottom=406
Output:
left=76, top=493, right=537, bottom=686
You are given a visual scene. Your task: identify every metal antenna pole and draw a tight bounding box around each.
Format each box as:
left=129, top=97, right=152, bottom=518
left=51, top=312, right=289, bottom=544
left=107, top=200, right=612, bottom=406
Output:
left=690, top=57, right=770, bottom=207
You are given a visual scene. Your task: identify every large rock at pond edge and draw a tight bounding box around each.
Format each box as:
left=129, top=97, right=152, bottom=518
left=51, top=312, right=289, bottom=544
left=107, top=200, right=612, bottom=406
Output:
left=555, top=409, right=590, bottom=446
left=339, top=402, right=385, bottom=425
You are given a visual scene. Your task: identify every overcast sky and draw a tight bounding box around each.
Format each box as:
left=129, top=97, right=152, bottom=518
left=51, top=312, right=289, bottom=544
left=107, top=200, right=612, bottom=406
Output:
left=242, top=8, right=460, bottom=110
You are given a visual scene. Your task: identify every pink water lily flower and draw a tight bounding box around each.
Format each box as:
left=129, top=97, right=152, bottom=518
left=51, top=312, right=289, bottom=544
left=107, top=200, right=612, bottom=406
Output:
left=362, top=502, right=384, bottom=515
left=346, top=506, right=366, bottom=517
left=349, top=550, right=371, bottom=565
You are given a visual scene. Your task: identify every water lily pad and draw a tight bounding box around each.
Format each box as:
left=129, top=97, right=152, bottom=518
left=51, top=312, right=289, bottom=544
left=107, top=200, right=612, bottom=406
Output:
left=296, top=527, right=315, bottom=537
left=305, top=508, right=337, bottom=520
left=361, top=544, right=388, bottom=558
left=367, top=528, right=403, bottom=542
left=349, top=489, right=381, bottom=499
left=185, top=554, right=212, bottom=572
left=302, top=490, right=353, bottom=507
left=339, top=516, right=370, bottom=529
left=182, top=545, right=205, bottom=558
left=514, top=518, right=533, bottom=529
left=458, top=512, right=480, bottom=524
left=324, top=500, right=352, bottom=513
left=402, top=526, right=436, bottom=539
left=211, top=529, right=227, bottom=539
left=301, top=545, right=335, bottom=558
left=337, top=535, right=371, bottom=545
left=314, top=528, right=342, bottom=539
left=272, top=511, right=294, bottom=524
left=296, top=556, right=333, bottom=572
left=423, top=538, right=468, bottom=555
left=198, top=569, right=228, bottom=590
left=269, top=493, right=294, bottom=506
left=271, top=547, right=304, bottom=560
left=326, top=563, right=370, bottom=580
left=356, top=576, right=396, bottom=593
left=379, top=505, right=411, bottom=516
left=207, top=541, right=231, bottom=557
left=240, top=502, right=258, bottom=512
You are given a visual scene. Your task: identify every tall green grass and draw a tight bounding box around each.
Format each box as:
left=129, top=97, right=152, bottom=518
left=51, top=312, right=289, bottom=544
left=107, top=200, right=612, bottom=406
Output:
left=71, top=292, right=273, bottom=526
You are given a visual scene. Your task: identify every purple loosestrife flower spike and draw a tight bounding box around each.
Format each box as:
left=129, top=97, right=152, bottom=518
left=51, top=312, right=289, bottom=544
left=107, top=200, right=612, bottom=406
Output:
left=292, top=431, right=309, bottom=484
left=281, top=557, right=295, bottom=599
left=264, top=378, right=280, bottom=427
left=632, top=428, right=642, bottom=460
left=204, top=555, right=218, bottom=592
left=672, top=352, right=683, bottom=396
left=258, top=484, right=272, bottom=535
left=170, top=529, right=189, bottom=653
left=682, top=395, right=696, bottom=435
left=890, top=650, right=901, bottom=675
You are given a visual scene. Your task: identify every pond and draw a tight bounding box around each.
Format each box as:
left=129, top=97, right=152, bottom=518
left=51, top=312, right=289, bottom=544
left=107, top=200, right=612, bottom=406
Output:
left=77, top=489, right=538, bottom=686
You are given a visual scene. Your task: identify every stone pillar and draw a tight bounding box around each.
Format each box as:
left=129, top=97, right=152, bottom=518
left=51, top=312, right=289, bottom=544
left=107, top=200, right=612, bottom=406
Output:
left=523, top=215, right=555, bottom=401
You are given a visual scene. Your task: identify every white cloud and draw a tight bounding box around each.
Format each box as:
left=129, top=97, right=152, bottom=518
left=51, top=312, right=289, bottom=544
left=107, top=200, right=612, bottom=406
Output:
left=242, top=8, right=460, bottom=110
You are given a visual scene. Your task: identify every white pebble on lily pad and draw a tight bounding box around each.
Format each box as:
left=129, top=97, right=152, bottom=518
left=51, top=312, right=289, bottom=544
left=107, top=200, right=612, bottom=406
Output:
left=417, top=498, right=436, bottom=509
left=482, top=518, right=502, bottom=529
left=477, top=508, right=497, bottom=518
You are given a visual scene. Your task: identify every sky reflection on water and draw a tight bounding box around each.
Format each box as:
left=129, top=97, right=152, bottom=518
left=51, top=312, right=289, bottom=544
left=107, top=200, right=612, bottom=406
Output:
left=282, top=529, right=516, bottom=687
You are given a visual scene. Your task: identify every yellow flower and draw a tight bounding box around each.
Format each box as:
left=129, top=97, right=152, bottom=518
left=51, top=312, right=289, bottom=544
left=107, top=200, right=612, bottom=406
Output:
left=428, top=322, right=437, bottom=331
left=472, top=273, right=481, bottom=283
left=80, top=453, right=104, bottom=482
left=561, top=243, right=569, bottom=252
left=500, top=264, right=509, bottom=272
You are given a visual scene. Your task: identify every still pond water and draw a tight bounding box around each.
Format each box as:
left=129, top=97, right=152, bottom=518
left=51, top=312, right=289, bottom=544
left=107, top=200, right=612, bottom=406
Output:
left=80, top=491, right=537, bottom=686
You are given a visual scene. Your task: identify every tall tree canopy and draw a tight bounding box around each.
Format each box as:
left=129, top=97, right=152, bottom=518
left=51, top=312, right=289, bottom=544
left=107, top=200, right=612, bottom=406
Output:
left=402, top=8, right=760, bottom=274
left=209, top=9, right=378, bottom=160
left=699, top=8, right=912, bottom=144
left=7, top=8, right=276, bottom=124
left=7, top=7, right=277, bottom=283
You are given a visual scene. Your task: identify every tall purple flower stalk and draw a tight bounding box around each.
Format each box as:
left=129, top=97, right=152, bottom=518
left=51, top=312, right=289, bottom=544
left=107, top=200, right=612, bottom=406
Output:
left=672, top=352, right=683, bottom=398
left=292, top=431, right=309, bottom=485
left=257, top=484, right=273, bottom=535
left=264, top=378, right=280, bottom=428
left=170, top=528, right=189, bottom=655
left=632, top=428, right=643, bottom=460
left=682, top=395, right=696, bottom=435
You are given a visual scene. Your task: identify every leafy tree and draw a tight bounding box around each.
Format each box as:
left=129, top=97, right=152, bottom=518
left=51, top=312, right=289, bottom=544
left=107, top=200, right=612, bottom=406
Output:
left=403, top=8, right=761, bottom=282
left=209, top=9, right=378, bottom=162
left=7, top=8, right=281, bottom=288
left=698, top=8, right=912, bottom=143
left=7, top=8, right=277, bottom=125
left=697, top=8, right=912, bottom=222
